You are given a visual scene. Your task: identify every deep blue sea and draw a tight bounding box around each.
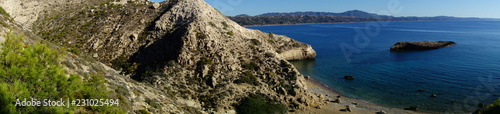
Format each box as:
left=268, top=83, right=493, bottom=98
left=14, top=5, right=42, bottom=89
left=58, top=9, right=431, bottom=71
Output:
left=248, top=21, right=500, bottom=113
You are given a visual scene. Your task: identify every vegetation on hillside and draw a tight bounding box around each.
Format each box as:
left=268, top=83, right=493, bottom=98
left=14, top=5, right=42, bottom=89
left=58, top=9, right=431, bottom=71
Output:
left=481, top=98, right=500, bottom=114
left=0, top=6, right=9, bottom=17
left=234, top=94, right=287, bottom=114
left=0, top=32, right=123, bottom=113
left=0, top=6, right=11, bottom=28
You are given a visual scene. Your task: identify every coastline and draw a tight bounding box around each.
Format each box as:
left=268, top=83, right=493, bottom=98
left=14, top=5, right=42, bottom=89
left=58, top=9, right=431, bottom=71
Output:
left=242, top=20, right=439, bottom=27
left=242, top=19, right=494, bottom=27
left=293, top=77, right=424, bottom=114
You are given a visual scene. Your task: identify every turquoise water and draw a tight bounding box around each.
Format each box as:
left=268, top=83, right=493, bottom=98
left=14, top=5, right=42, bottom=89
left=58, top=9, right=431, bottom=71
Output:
left=248, top=21, right=500, bottom=113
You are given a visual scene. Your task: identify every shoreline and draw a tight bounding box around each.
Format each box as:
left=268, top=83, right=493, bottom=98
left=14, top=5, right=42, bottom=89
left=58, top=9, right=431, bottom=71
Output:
left=294, top=77, right=424, bottom=114
left=242, top=20, right=477, bottom=27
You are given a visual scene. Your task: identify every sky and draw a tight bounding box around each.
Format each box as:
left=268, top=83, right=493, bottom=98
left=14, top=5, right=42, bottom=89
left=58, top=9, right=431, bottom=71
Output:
left=150, top=0, right=500, bottom=18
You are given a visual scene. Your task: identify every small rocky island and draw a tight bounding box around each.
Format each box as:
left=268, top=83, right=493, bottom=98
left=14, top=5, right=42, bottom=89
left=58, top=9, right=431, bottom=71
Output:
left=390, top=41, right=456, bottom=51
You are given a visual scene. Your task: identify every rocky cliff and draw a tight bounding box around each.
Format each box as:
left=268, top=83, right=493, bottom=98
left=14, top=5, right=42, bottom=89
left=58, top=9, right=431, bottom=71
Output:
left=1, top=0, right=322, bottom=113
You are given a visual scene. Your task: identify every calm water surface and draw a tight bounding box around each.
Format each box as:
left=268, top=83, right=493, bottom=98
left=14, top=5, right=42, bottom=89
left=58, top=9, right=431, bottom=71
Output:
left=249, top=21, right=500, bottom=113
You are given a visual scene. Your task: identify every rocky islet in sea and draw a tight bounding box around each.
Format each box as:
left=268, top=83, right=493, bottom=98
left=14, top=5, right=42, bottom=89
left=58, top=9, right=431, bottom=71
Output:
left=390, top=41, right=456, bottom=51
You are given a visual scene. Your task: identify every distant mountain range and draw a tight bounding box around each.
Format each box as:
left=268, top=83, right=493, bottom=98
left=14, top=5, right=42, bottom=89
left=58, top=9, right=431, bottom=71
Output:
left=257, top=10, right=389, bottom=18
left=228, top=10, right=499, bottom=26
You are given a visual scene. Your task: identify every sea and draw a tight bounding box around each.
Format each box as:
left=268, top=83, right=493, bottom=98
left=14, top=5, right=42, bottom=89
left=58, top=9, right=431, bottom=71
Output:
left=248, top=21, right=500, bottom=113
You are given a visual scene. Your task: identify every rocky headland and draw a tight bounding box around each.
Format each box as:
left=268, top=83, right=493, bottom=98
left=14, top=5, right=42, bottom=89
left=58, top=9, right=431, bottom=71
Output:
left=390, top=41, right=456, bottom=51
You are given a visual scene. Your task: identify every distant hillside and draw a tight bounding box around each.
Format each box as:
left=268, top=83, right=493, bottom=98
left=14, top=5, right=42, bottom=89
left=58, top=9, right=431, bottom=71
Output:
left=229, top=10, right=498, bottom=26
left=258, top=10, right=391, bottom=18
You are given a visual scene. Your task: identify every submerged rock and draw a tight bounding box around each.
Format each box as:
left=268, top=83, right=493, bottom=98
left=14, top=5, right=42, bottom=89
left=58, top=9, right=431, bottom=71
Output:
left=344, top=75, right=355, bottom=80
left=376, top=111, right=387, bottom=114
left=404, top=106, right=419, bottom=111
left=390, top=41, right=456, bottom=51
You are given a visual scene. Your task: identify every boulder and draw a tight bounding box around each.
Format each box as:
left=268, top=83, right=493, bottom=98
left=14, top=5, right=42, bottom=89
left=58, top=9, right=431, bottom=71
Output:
left=376, top=111, right=386, bottom=114
left=152, top=3, right=160, bottom=9
left=390, top=41, right=456, bottom=51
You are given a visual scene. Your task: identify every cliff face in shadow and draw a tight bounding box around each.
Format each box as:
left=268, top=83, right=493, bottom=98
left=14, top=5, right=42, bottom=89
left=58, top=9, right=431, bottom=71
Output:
left=1, top=0, right=322, bottom=113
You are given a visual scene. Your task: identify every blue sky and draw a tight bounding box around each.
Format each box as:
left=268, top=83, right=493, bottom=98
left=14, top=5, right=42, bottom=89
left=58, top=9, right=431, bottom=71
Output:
left=150, top=0, right=500, bottom=18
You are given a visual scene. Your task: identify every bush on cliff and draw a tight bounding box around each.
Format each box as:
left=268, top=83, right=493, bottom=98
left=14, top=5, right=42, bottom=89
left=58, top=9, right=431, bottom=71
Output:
left=0, top=32, right=122, bottom=113
left=235, top=94, right=287, bottom=114
left=482, top=98, right=500, bottom=114
left=0, top=6, right=10, bottom=17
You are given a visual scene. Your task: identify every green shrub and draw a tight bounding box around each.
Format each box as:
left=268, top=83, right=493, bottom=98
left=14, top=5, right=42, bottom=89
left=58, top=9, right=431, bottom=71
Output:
left=267, top=39, right=275, bottom=43
left=196, top=32, right=207, bottom=39
left=0, top=6, right=10, bottom=17
left=137, top=109, right=150, bottom=114
left=227, top=31, right=234, bottom=36
left=250, top=39, right=262, bottom=45
left=0, top=32, right=123, bottom=113
left=268, top=32, right=274, bottom=38
left=199, top=57, right=213, bottom=65
left=222, top=21, right=229, bottom=29
left=482, top=98, right=500, bottom=114
left=111, top=55, right=134, bottom=74
left=235, top=94, right=287, bottom=114
left=0, top=21, right=8, bottom=28
left=199, top=94, right=218, bottom=108
left=242, top=61, right=259, bottom=70
left=68, top=47, right=81, bottom=55
left=0, top=83, right=16, bottom=113
left=234, top=71, right=259, bottom=86
left=208, top=22, right=216, bottom=27
left=145, top=98, right=160, bottom=109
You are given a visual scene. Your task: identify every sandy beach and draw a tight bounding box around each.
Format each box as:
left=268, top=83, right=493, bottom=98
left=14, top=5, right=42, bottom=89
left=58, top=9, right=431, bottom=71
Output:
left=292, top=78, right=425, bottom=114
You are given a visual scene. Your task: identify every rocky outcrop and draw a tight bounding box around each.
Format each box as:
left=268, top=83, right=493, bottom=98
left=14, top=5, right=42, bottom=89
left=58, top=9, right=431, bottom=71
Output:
left=0, top=0, right=113, bottom=28
left=1, top=7, right=201, bottom=113
left=390, top=41, right=456, bottom=51
left=279, top=45, right=316, bottom=60
left=1, top=0, right=322, bottom=113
